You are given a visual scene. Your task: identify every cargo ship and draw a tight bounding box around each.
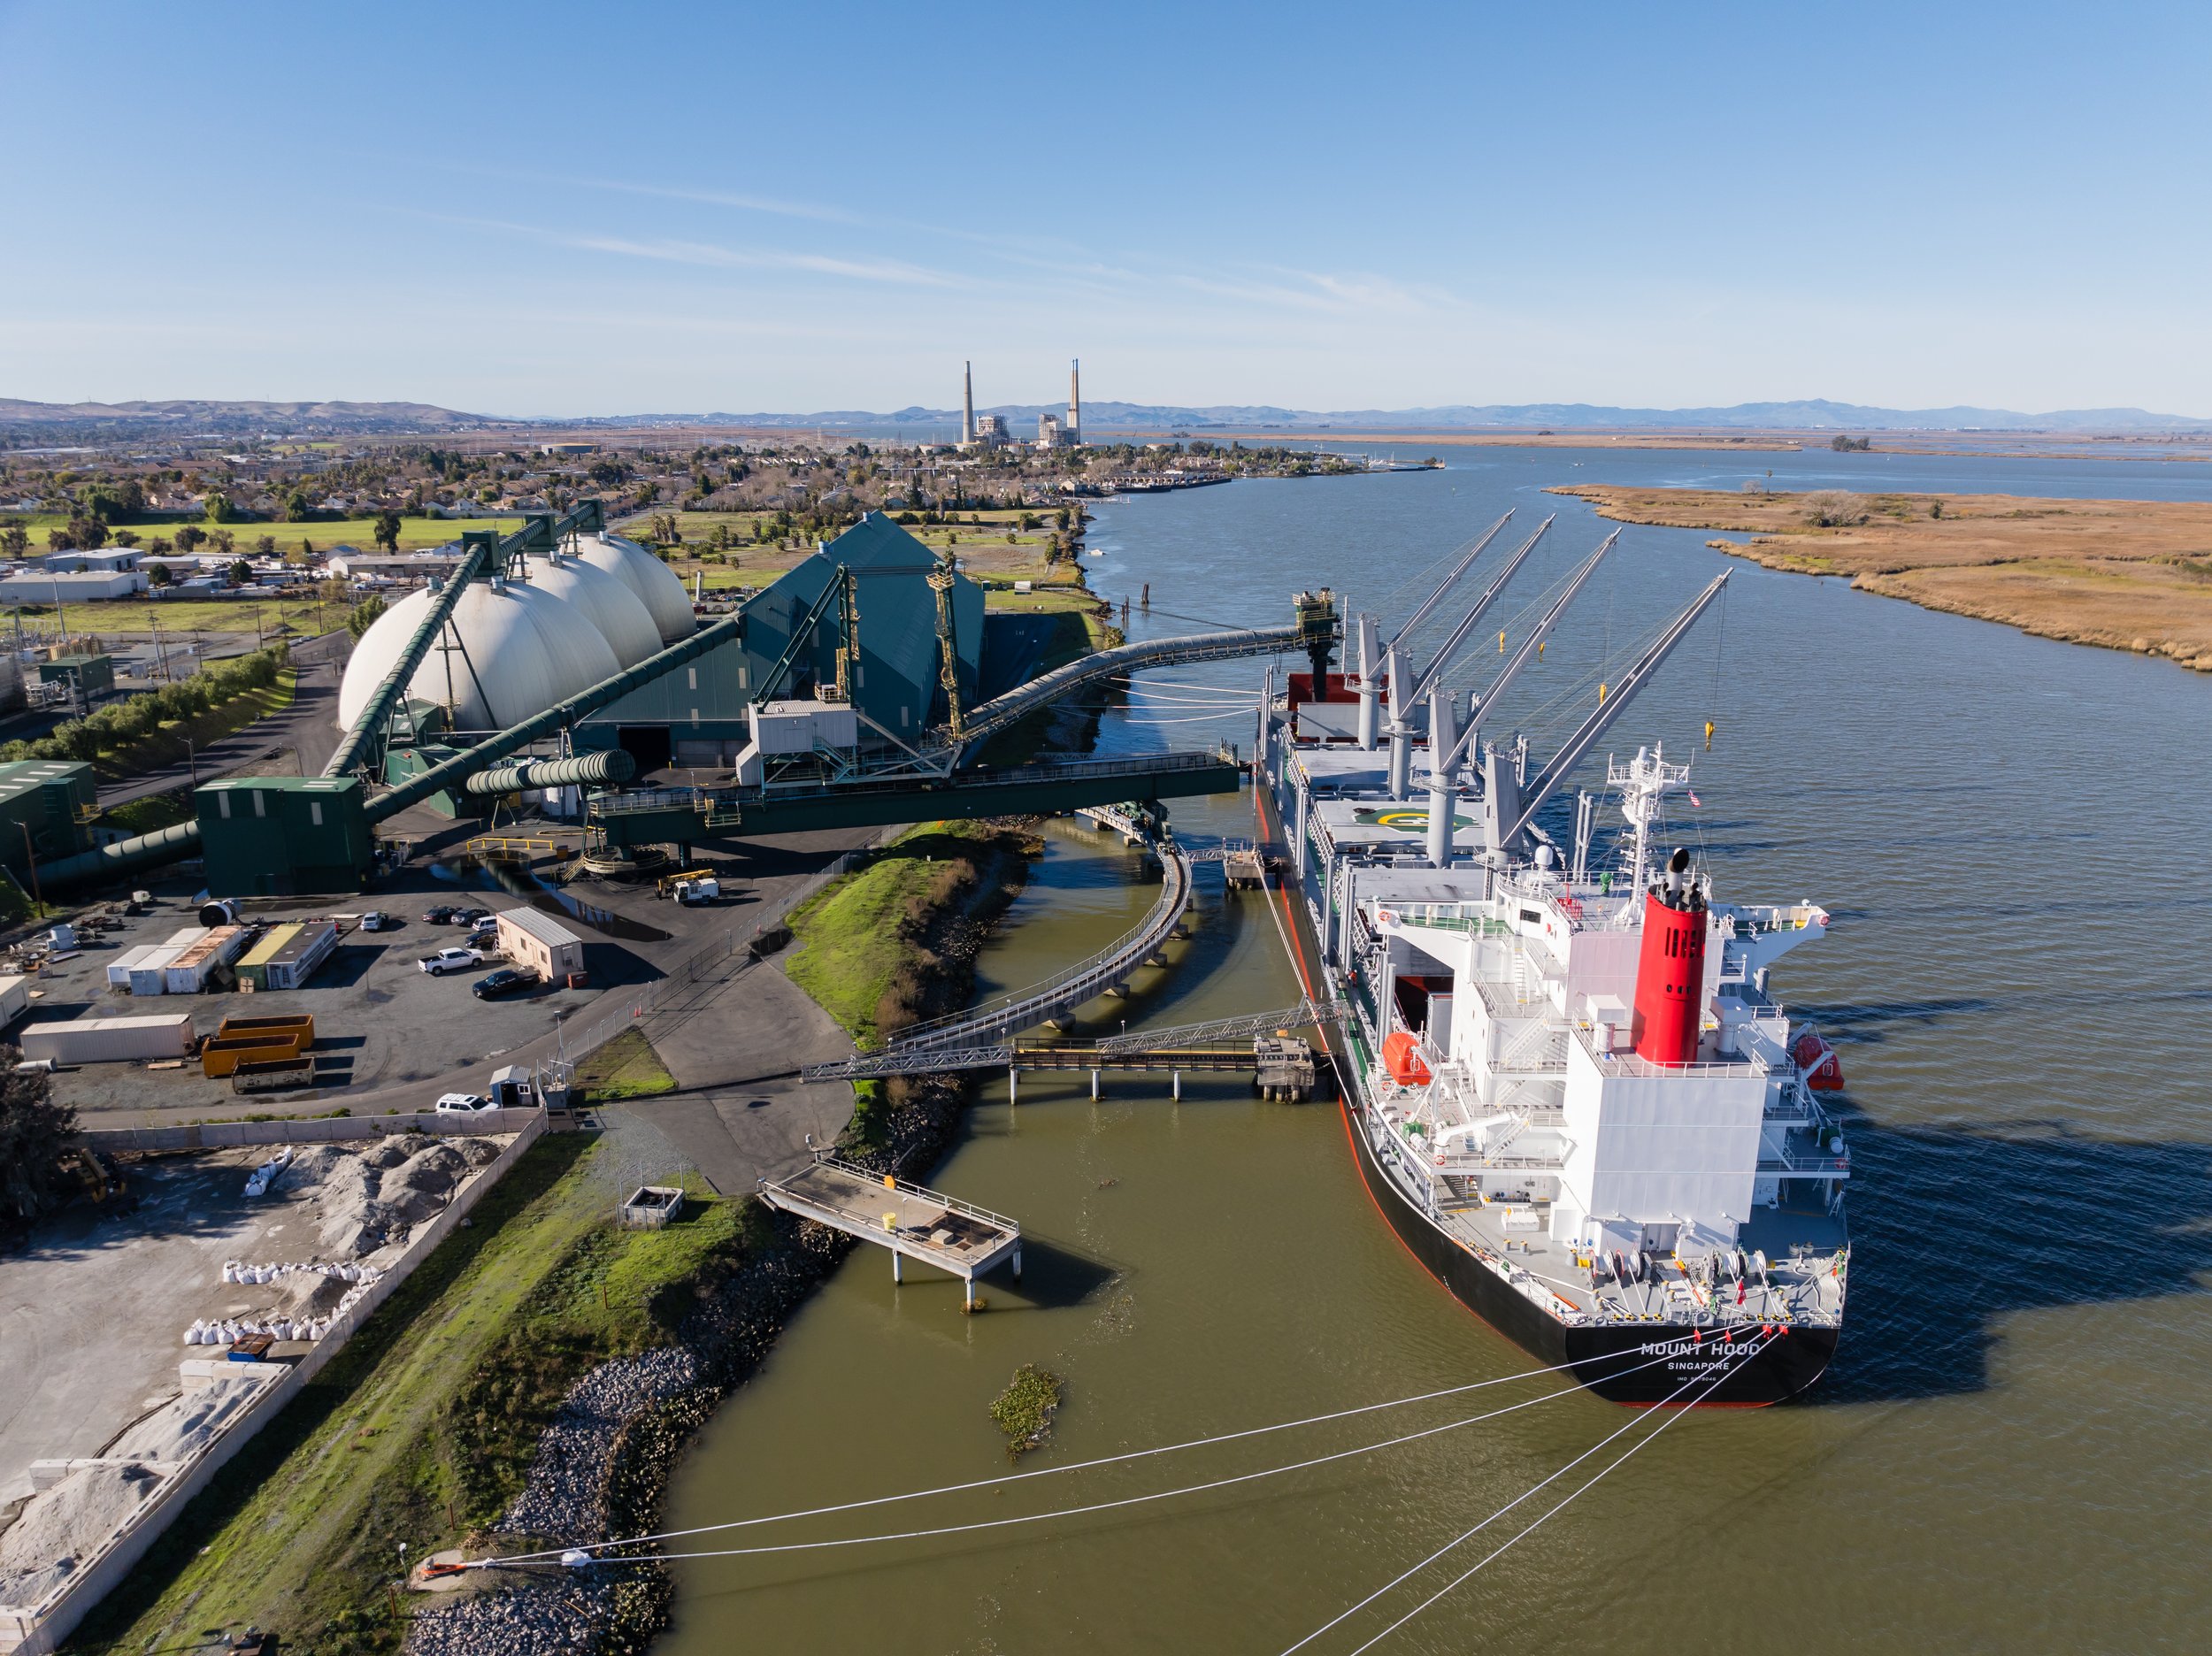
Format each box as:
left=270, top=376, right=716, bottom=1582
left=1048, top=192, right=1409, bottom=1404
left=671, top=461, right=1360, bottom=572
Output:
left=1258, top=516, right=1849, bottom=1404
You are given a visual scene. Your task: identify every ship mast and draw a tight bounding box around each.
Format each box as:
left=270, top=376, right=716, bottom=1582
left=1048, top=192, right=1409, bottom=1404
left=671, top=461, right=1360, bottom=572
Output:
left=1609, top=742, right=1692, bottom=894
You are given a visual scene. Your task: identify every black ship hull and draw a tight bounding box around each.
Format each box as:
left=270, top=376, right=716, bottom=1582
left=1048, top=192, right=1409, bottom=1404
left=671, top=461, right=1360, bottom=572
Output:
left=1340, top=1091, right=1838, bottom=1406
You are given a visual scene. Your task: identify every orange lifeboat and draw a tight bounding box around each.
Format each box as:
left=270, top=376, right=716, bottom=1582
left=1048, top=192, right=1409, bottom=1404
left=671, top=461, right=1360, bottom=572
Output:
left=1793, top=1032, right=1846, bottom=1092
left=1382, top=1030, right=1432, bottom=1085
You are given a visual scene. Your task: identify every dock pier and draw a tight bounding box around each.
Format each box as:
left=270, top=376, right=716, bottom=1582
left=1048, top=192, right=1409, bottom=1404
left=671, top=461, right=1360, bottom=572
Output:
left=758, top=1156, right=1021, bottom=1309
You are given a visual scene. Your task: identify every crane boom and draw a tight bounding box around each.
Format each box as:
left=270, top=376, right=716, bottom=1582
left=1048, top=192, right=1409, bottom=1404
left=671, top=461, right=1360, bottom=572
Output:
left=1405, top=515, right=1555, bottom=707
left=1384, top=510, right=1511, bottom=654
left=1501, top=570, right=1730, bottom=847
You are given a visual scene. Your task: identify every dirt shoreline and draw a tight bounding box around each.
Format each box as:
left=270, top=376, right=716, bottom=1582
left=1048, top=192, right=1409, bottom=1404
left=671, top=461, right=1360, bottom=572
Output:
left=1552, top=482, right=2212, bottom=671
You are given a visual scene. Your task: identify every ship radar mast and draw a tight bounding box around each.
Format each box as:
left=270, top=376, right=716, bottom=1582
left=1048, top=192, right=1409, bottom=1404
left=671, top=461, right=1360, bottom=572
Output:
left=1608, top=742, right=1692, bottom=895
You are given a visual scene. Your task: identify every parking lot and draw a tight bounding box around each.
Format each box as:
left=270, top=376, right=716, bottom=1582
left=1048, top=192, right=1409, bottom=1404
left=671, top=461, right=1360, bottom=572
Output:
left=13, top=849, right=748, bottom=1124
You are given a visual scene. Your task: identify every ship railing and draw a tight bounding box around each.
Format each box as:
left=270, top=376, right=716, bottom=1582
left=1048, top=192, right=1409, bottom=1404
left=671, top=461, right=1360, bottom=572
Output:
left=1757, top=1143, right=1851, bottom=1176
left=1367, top=901, right=1513, bottom=939
left=1568, top=1020, right=1772, bottom=1077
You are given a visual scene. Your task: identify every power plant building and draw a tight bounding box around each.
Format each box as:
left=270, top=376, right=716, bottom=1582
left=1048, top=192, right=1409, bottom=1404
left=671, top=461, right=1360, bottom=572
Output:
left=960, top=357, right=1082, bottom=451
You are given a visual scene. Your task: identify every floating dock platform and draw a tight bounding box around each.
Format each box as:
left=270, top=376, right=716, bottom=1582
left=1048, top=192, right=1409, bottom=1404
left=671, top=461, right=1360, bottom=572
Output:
left=758, top=1156, right=1021, bottom=1307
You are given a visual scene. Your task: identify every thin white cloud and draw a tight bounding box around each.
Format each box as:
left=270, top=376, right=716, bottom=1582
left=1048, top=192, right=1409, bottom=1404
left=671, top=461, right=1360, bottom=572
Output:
left=561, top=232, right=972, bottom=288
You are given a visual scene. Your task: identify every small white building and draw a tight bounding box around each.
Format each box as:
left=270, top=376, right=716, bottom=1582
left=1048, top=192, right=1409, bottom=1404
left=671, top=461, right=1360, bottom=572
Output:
left=494, top=908, right=586, bottom=983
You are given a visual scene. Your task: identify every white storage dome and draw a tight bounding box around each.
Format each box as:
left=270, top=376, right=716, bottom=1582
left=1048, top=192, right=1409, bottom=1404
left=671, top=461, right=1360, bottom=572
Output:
left=572, top=532, right=695, bottom=644
left=335, top=577, right=622, bottom=735
left=520, top=548, right=662, bottom=668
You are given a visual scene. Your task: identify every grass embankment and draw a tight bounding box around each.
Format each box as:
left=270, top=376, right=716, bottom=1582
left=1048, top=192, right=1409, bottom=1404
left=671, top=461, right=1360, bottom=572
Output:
left=1554, top=484, right=2212, bottom=670
left=574, top=1028, right=679, bottom=1101
left=785, top=819, right=1041, bottom=1148
left=1, top=644, right=295, bottom=776
left=76, top=1132, right=761, bottom=1655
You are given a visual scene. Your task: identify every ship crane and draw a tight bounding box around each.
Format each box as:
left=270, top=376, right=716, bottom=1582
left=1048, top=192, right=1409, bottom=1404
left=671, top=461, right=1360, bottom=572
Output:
left=1386, top=516, right=1547, bottom=799
left=1389, top=520, right=1555, bottom=798
left=1486, top=570, right=1732, bottom=855
left=1420, top=530, right=1619, bottom=868
left=1364, top=510, right=1513, bottom=773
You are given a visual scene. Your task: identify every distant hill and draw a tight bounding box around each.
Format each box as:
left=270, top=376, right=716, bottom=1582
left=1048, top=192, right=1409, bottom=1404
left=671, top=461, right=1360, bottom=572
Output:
left=0, top=398, right=505, bottom=440
left=4, top=394, right=2207, bottom=441
left=563, top=396, right=2212, bottom=434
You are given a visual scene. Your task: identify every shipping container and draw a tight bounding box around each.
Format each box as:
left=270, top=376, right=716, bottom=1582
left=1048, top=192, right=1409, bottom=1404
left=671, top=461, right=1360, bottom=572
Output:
left=234, top=924, right=300, bottom=990
left=104, top=944, right=159, bottom=987
left=0, top=973, right=26, bottom=1028
left=127, top=945, right=185, bottom=996
left=163, top=925, right=247, bottom=993
left=262, top=919, right=338, bottom=990
left=201, top=1034, right=304, bottom=1077
left=215, top=1012, right=314, bottom=1048
left=19, top=1012, right=195, bottom=1064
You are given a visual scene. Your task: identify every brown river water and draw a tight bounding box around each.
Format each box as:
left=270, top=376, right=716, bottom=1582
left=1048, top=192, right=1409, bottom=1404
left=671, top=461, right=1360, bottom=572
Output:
left=657, top=448, right=2212, bottom=1653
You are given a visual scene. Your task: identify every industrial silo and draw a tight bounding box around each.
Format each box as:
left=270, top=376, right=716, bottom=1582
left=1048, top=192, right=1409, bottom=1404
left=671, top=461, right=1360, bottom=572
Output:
left=336, top=575, right=622, bottom=735
left=570, top=531, right=695, bottom=644
left=520, top=546, right=662, bottom=668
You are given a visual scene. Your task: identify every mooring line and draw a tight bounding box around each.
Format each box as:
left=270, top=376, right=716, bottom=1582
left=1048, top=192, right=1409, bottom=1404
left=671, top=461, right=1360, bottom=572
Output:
left=1285, top=1333, right=1773, bottom=1655
left=471, top=1343, right=1726, bottom=1569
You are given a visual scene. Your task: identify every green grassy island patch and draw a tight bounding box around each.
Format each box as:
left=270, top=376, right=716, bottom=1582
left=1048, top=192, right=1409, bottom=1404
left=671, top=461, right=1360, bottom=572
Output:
left=990, top=1363, right=1063, bottom=1459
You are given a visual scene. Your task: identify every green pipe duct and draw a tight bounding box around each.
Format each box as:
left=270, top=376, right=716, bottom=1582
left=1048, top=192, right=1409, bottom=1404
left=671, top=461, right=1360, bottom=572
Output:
left=367, top=615, right=740, bottom=823
left=462, top=749, right=637, bottom=796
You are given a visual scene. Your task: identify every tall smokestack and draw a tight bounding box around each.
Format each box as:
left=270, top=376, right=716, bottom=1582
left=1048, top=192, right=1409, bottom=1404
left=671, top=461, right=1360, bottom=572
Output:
left=1068, top=358, right=1080, bottom=442
left=961, top=360, right=975, bottom=447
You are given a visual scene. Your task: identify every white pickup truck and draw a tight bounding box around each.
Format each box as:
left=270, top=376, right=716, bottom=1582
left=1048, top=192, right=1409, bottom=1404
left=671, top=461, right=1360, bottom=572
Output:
left=417, top=947, right=487, bottom=977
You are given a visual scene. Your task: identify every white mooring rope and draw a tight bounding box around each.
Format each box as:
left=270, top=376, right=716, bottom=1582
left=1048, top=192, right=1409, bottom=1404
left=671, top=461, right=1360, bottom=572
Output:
left=470, top=1342, right=1730, bottom=1570
left=1286, top=1331, right=1775, bottom=1655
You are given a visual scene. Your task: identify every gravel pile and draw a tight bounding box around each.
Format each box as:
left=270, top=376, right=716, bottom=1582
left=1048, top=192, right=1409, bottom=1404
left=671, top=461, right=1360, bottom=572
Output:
left=405, top=1580, right=624, bottom=1656
left=502, top=1346, right=701, bottom=1539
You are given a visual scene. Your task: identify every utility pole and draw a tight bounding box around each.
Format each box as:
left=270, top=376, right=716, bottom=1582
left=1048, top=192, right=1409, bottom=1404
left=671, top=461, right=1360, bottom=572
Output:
left=18, top=822, right=42, bottom=916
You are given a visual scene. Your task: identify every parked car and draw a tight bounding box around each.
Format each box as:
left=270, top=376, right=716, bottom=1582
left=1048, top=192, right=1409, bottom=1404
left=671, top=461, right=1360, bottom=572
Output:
left=452, top=907, right=492, bottom=927
left=417, top=947, right=485, bottom=977
left=470, top=968, right=541, bottom=1000
left=434, top=1092, right=494, bottom=1114
left=420, top=905, right=457, bottom=925
left=359, top=910, right=396, bottom=932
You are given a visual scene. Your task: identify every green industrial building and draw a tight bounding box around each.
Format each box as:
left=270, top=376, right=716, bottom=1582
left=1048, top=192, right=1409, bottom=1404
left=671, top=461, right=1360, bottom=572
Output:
left=579, top=514, right=985, bottom=767
left=196, top=775, right=375, bottom=895
left=0, top=759, right=96, bottom=879
left=37, top=655, right=116, bottom=702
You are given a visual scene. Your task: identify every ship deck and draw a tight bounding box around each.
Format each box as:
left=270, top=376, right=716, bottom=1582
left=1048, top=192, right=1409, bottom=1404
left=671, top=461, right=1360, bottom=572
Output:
left=1426, top=1192, right=1846, bottom=1329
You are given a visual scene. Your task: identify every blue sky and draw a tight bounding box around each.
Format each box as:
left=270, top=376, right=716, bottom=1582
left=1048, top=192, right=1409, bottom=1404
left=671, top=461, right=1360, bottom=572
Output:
left=2, top=1, right=2206, bottom=418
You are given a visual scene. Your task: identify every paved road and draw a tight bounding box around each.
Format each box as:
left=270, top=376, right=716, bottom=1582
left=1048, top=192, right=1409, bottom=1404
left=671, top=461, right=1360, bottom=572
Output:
left=616, top=947, right=864, bottom=1194
left=95, top=655, right=343, bottom=809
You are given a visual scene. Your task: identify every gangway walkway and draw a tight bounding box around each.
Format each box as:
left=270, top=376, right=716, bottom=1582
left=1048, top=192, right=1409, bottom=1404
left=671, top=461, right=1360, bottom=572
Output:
left=757, top=1155, right=1021, bottom=1307
left=804, top=998, right=1347, bottom=1094
left=883, top=835, right=1195, bottom=1052
left=949, top=597, right=1335, bottom=759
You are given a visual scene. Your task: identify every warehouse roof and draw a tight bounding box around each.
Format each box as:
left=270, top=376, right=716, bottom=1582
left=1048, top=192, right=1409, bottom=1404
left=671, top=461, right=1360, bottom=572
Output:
left=0, top=759, right=93, bottom=805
